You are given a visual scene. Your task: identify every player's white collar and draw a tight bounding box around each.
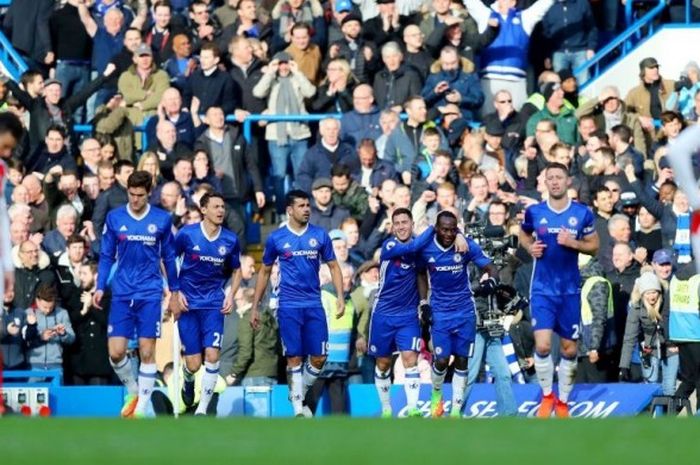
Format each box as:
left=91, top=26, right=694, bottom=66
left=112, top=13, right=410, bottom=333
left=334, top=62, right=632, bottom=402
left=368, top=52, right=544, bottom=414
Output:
left=545, top=198, right=571, bottom=215
left=200, top=221, right=221, bottom=242
left=433, top=236, right=455, bottom=252
left=126, top=204, right=150, bottom=221
left=285, top=223, right=308, bottom=237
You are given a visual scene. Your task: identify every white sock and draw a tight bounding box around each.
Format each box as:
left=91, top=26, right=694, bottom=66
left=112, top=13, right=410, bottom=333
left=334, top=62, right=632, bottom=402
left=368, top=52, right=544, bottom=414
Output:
left=302, top=361, right=322, bottom=398
left=452, top=368, right=468, bottom=413
left=431, top=364, right=447, bottom=392
left=134, top=362, right=157, bottom=415
left=534, top=352, right=554, bottom=396
left=110, top=357, right=138, bottom=396
left=374, top=366, right=392, bottom=411
left=558, top=356, right=577, bottom=402
left=404, top=366, right=420, bottom=411
left=287, top=365, right=303, bottom=415
left=195, top=361, right=220, bottom=415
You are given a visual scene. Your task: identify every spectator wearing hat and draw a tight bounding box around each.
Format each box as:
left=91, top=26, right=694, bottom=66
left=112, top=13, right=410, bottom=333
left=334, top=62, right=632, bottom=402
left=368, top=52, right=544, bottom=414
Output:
left=253, top=51, right=316, bottom=216
left=310, top=178, right=351, bottom=231
left=541, top=0, right=597, bottom=82
left=558, top=69, right=586, bottom=110
left=526, top=82, right=579, bottom=145
left=422, top=46, right=484, bottom=122
left=482, top=118, right=507, bottom=166
left=634, top=204, right=663, bottom=264
left=117, top=43, right=170, bottom=126
left=372, top=41, right=422, bottom=111
left=340, top=84, right=382, bottom=148
left=285, top=22, right=323, bottom=85
left=625, top=57, right=676, bottom=142
left=650, top=249, right=673, bottom=283
left=482, top=89, right=525, bottom=152
left=575, top=85, right=647, bottom=156
left=325, top=0, right=357, bottom=50
left=327, top=13, right=377, bottom=84
left=297, top=118, right=355, bottom=193
left=619, top=271, right=678, bottom=394
left=270, top=0, right=327, bottom=54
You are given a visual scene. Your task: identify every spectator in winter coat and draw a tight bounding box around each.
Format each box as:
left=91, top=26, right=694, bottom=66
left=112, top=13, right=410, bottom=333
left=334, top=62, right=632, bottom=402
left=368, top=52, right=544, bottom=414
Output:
left=340, top=84, right=382, bottom=147
left=13, top=241, right=56, bottom=311
left=189, top=42, right=237, bottom=115
left=310, top=178, right=351, bottom=231
left=421, top=46, right=485, bottom=121
left=372, top=42, right=422, bottom=111
left=117, top=44, right=170, bottom=126
left=22, top=283, right=75, bottom=380
left=297, top=118, right=356, bottom=193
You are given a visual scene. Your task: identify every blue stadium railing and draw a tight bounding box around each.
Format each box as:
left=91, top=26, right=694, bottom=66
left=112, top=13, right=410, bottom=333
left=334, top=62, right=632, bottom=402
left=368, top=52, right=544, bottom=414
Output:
left=574, top=0, right=695, bottom=87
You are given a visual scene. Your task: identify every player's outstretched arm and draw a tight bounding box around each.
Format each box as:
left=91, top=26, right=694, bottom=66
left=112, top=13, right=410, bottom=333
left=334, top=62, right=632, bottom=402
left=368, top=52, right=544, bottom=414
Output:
left=380, top=226, right=435, bottom=260
left=251, top=264, right=272, bottom=329
left=327, top=260, right=345, bottom=319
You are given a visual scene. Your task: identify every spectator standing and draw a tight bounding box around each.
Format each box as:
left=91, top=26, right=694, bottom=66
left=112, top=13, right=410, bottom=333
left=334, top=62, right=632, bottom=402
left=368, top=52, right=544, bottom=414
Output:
left=2, top=0, right=54, bottom=71
left=190, top=42, right=236, bottom=115
left=118, top=44, right=170, bottom=126
left=285, top=23, right=323, bottom=86
left=372, top=42, right=422, bottom=111
left=253, top=52, right=316, bottom=216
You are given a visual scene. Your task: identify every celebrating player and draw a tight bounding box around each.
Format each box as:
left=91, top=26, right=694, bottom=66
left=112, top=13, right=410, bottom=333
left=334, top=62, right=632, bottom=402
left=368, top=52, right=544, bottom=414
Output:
left=251, top=190, right=344, bottom=417
left=418, top=210, right=498, bottom=418
left=519, top=163, right=599, bottom=418
left=171, top=192, right=242, bottom=415
left=95, top=171, right=180, bottom=418
left=369, top=208, right=436, bottom=418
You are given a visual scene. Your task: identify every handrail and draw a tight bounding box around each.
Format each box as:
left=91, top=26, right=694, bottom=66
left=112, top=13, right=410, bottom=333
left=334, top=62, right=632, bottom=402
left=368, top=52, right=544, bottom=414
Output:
left=574, top=0, right=666, bottom=85
left=0, top=29, right=27, bottom=81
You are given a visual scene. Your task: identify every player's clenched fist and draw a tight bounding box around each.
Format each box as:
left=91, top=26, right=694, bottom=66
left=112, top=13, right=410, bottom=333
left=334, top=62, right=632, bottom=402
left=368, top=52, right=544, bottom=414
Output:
left=528, top=240, right=546, bottom=258
left=335, top=298, right=345, bottom=319
left=556, top=229, right=575, bottom=249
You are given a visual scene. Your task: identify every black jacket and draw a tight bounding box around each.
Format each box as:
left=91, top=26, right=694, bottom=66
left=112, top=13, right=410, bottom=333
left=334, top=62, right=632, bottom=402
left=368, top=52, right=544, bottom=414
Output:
left=372, top=64, right=422, bottom=109
left=6, top=75, right=106, bottom=153
left=14, top=265, right=56, bottom=311
left=310, top=82, right=355, bottom=114
left=24, top=146, right=78, bottom=176
left=189, top=68, right=237, bottom=115
left=229, top=59, right=267, bottom=114
left=3, top=0, right=53, bottom=63
left=91, top=184, right=128, bottom=253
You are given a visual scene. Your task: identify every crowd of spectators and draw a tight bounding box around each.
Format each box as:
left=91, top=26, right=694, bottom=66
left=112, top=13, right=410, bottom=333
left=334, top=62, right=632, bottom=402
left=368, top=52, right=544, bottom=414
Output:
left=0, top=0, right=699, bottom=413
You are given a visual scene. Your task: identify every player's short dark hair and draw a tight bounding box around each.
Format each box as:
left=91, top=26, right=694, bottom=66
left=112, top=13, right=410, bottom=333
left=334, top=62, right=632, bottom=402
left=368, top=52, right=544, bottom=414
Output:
left=545, top=162, right=569, bottom=176
left=436, top=210, right=457, bottom=223
left=200, top=192, right=224, bottom=208
left=35, top=283, right=58, bottom=303
left=611, top=124, right=632, bottom=143
left=330, top=163, right=352, bottom=179
left=391, top=207, right=412, bottom=221
left=286, top=189, right=310, bottom=208
left=45, top=124, right=66, bottom=139
left=0, top=112, right=23, bottom=143
left=127, top=170, right=153, bottom=192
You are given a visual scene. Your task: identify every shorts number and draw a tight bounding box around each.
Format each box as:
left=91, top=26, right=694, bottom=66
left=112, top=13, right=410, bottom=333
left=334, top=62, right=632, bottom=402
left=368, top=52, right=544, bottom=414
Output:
left=411, top=337, right=421, bottom=351
left=212, top=332, right=222, bottom=348
left=156, top=321, right=161, bottom=337
left=571, top=324, right=580, bottom=339
left=321, top=341, right=328, bottom=355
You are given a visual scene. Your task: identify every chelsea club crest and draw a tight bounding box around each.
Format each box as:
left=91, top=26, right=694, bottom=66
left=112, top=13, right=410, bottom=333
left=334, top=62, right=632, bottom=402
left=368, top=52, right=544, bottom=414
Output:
left=218, top=246, right=227, bottom=256
left=309, top=238, right=318, bottom=247
left=147, top=224, right=157, bottom=233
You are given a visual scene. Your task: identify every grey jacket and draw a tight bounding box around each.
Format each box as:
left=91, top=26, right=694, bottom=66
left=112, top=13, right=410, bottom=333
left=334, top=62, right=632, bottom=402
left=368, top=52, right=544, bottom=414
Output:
left=619, top=291, right=672, bottom=369
left=23, top=306, right=75, bottom=368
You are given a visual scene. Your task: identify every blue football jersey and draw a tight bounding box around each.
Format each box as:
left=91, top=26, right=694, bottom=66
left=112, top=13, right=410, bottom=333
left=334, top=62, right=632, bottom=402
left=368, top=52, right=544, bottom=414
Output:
left=174, top=223, right=241, bottom=311
left=262, top=224, right=335, bottom=309
left=97, top=204, right=179, bottom=300
left=521, top=200, right=595, bottom=296
left=373, top=226, right=435, bottom=317
left=418, top=237, right=492, bottom=317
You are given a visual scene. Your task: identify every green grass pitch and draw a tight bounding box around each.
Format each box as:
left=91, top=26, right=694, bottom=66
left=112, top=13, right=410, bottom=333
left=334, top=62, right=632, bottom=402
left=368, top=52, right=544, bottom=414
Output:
left=1, top=417, right=698, bottom=465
